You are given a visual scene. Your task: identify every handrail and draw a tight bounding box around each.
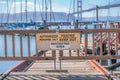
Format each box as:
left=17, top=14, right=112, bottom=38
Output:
left=0, top=29, right=120, bottom=60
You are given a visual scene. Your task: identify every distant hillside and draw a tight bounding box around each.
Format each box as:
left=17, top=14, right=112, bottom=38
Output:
left=0, top=12, right=75, bottom=23
left=0, top=12, right=119, bottom=23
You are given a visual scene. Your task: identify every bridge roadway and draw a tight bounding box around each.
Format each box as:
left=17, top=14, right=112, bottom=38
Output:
left=4, top=50, right=108, bottom=80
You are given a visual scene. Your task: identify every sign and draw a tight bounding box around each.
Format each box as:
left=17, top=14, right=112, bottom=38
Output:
left=50, top=42, right=70, bottom=50
left=36, top=33, right=80, bottom=50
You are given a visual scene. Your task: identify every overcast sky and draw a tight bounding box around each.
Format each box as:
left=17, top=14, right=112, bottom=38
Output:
left=0, top=0, right=120, bottom=17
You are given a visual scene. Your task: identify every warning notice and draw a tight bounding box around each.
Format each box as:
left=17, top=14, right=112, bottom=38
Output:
left=50, top=42, right=70, bottom=50
left=36, top=33, right=80, bottom=50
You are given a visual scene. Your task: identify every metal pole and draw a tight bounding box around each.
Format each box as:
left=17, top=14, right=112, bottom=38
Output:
left=14, top=0, right=16, bottom=23
left=25, top=0, right=27, bottom=23
left=50, top=0, right=52, bottom=22
left=21, top=0, right=22, bottom=23
left=45, top=0, right=47, bottom=22
left=96, top=5, right=99, bottom=23
left=34, top=0, right=36, bottom=29
left=6, top=0, right=8, bottom=23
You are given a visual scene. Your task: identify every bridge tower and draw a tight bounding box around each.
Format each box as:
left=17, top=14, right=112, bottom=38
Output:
left=77, top=0, right=82, bottom=21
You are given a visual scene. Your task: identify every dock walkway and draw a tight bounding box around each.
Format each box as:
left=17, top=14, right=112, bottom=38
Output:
left=4, top=50, right=108, bottom=80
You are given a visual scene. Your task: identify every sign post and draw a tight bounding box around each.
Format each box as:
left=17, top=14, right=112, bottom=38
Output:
left=36, top=33, right=80, bottom=71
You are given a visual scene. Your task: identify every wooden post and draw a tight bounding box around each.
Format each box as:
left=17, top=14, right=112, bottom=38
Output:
left=12, top=33, right=15, bottom=57
left=100, top=32, right=103, bottom=56
left=108, top=32, right=110, bottom=56
left=116, top=32, right=118, bottom=55
left=20, top=33, right=23, bottom=57
left=84, top=32, right=87, bottom=56
left=52, top=50, right=56, bottom=70
left=92, top=32, right=95, bottom=55
left=4, top=34, right=7, bottom=57
left=43, top=51, right=45, bottom=57
left=77, top=49, right=79, bottom=56
left=28, top=33, right=30, bottom=57
left=59, top=50, right=63, bottom=70
left=69, top=50, right=71, bottom=56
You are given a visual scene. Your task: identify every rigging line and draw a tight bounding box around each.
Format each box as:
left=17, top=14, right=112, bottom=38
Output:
left=38, top=0, right=44, bottom=21
left=67, top=0, right=72, bottom=22
left=47, top=0, right=55, bottom=22
left=0, top=1, right=4, bottom=24
left=7, top=1, right=13, bottom=23
left=51, top=8, right=55, bottom=22
left=48, top=0, right=54, bottom=22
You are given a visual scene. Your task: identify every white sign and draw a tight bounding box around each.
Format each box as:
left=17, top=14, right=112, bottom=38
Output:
left=50, top=42, right=70, bottom=50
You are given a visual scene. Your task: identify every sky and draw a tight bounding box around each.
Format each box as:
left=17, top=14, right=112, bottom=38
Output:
left=0, top=0, right=120, bottom=17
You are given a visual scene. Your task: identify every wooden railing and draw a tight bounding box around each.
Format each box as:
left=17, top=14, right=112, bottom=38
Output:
left=0, top=29, right=120, bottom=60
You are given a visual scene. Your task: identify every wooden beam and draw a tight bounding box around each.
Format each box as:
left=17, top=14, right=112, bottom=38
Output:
left=69, top=50, right=71, bottom=56
left=60, top=55, right=120, bottom=60
left=84, top=32, right=87, bottom=56
left=0, top=57, right=54, bottom=60
left=4, top=34, right=7, bottom=57
left=20, top=33, right=23, bottom=57
left=108, top=32, right=110, bottom=56
left=28, top=33, right=30, bottom=57
left=92, top=32, right=95, bottom=55
left=116, top=32, right=118, bottom=55
left=100, top=32, right=103, bottom=56
left=12, top=33, right=15, bottom=57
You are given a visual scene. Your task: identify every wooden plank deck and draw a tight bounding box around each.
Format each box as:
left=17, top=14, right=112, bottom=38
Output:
left=4, top=50, right=108, bottom=80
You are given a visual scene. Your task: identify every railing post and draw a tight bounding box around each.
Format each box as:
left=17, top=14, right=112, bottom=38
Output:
left=108, top=32, right=110, bottom=56
left=116, top=32, right=118, bottom=55
left=4, top=33, right=7, bottom=57
left=20, top=33, right=23, bottom=57
left=77, top=49, right=79, bottom=56
left=92, top=32, right=95, bottom=55
left=100, top=32, right=103, bottom=56
left=52, top=50, right=56, bottom=70
left=28, top=33, right=31, bottom=57
left=84, top=32, right=87, bottom=56
left=69, top=50, right=71, bottom=56
left=12, top=33, right=15, bottom=57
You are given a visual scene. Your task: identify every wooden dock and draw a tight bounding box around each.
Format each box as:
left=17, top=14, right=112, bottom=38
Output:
left=4, top=50, right=109, bottom=80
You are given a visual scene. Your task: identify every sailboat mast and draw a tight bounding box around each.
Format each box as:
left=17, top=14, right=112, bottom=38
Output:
left=14, top=0, right=16, bottom=23
left=34, top=0, right=36, bottom=29
left=25, top=0, right=27, bottom=23
left=50, top=0, right=52, bottom=22
left=6, top=0, right=8, bottom=23
left=21, top=0, right=22, bottom=23
left=34, top=0, right=36, bottom=23
left=45, top=0, right=47, bottom=21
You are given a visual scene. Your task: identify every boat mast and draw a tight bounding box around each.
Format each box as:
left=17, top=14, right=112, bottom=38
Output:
left=14, top=0, right=16, bottom=23
left=45, top=0, right=47, bottom=22
left=25, top=0, right=27, bottom=23
left=21, top=0, right=22, bottom=23
left=6, top=0, right=8, bottom=23
left=50, top=0, right=52, bottom=22
left=34, top=0, right=36, bottom=29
